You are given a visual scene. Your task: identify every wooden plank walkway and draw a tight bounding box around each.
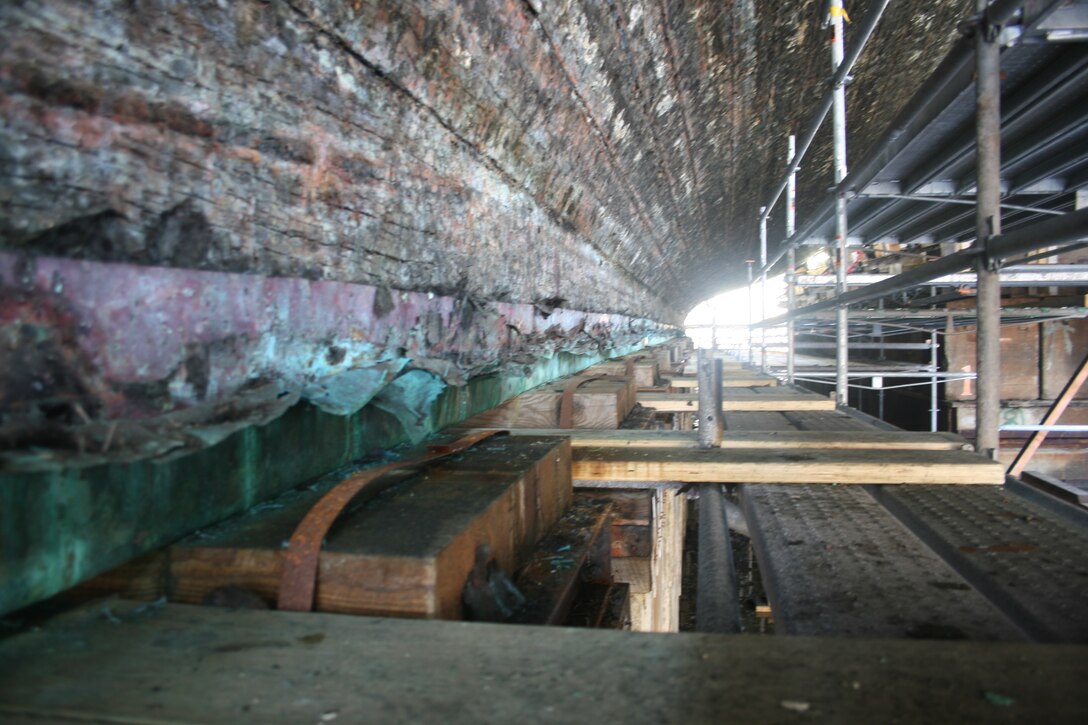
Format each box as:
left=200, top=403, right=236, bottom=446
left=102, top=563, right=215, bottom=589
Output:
left=1, top=600, right=1084, bottom=724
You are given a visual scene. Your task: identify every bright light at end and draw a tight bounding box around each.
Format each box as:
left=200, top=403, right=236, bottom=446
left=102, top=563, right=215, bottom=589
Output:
left=684, top=274, right=788, bottom=352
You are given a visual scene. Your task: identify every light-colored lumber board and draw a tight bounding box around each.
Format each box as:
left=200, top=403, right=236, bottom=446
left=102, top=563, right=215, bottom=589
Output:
left=451, top=428, right=972, bottom=451
left=648, top=488, right=685, bottom=633
left=2, top=600, right=1083, bottom=724
left=85, top=436, right=571, bottom=619
left=571, top=447, right=1006, bottom=485
left=638, top=391, right=835, bottom=412
left=663, top=375, right=779, bottom=389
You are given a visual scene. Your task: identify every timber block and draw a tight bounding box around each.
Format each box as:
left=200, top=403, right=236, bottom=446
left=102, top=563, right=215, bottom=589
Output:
left=462, top=377, right=635, bottom=429
left=84, top=436, right=572, bottom=620
left=586, top=357, right=658, bottom=390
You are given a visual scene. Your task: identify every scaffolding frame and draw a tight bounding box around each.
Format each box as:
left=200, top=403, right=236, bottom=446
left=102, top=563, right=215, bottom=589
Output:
left=741, top=0, right=1088, bottom=459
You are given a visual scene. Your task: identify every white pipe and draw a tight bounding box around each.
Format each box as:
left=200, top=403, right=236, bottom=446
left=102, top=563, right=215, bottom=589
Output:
left=786, top=134, right=797, bottom=385
left=831, top=0, right=850, bottom=407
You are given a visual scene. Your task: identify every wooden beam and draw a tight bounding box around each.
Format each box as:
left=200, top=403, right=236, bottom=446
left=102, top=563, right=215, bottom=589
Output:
left=664, top=375, right=779, bottom=389
left=2, top=599, right=1084, bottom=723
left=451, top=428, right=973, bottom=451
left=639, top=391, right=835, bottom=412
left=572, top=447, right=1005, bottom=485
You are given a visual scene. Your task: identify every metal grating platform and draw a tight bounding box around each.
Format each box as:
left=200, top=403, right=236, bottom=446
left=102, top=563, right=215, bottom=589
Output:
left=869, top=484, right=1088, bottom=642
left=723, top=411, right=794, bottom=431
left=725, top=404, right=1088, bottom=641
left=742, top=484, right=1023, bottom=640
left=783, top=410, right=876, bottom=432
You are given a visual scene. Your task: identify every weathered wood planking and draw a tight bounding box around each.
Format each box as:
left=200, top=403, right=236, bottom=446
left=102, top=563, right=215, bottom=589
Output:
left=461, top=378, right=634, bottom=429
left=6, top=600, right=1083, bottom=724
left=638, top=390, right=835, bottom=412
left=452, top=428, right=972, bottom=451
left=86, top=436, right=572, bottom=619
left=572, top=447, right=1006, bottom=485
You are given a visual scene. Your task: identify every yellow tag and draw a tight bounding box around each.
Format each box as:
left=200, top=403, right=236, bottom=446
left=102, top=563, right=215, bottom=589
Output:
left=830, top=5, right=851, bottom=23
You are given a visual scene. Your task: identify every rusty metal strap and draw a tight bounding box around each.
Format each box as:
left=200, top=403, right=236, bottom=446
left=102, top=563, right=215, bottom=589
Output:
left=558, top=375, right=605, bottom=429
left=277, top=429, right=506, bottom=612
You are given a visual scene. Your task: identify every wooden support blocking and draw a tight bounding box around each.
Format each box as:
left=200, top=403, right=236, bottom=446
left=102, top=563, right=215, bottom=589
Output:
left=572, top=447, right=1006, bottom=485
left=587, top=358, right=659, bottom=389
left=83, top=436, right=572, bottom=619
left=462, top=378, right=635, bottom=428
left=576, top=486, right=684, bottom=633
left=629, top=487, right=686, bottom=632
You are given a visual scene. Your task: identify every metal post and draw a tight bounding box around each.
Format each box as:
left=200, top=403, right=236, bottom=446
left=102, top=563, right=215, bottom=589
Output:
left=975, top=0, right=1002, bottom=459
left=930, top=336, right=939, bottom=432
left=786, top=135, right=797, bottom=385
left=831, top=0, right=850, bottom=407
left=697, top=348, right=723, bottom=448
left=746, top=260, right=755, bottom=365
left=759, top=210, right=768, bottom=374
